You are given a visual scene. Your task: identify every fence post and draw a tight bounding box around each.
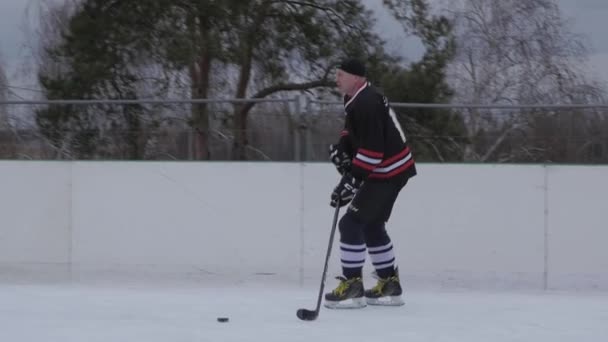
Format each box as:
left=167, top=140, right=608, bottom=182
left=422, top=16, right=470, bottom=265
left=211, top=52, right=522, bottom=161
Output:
left=302, top=96, right=313, bottom=160
left=293, top=95, right=308, bottom=162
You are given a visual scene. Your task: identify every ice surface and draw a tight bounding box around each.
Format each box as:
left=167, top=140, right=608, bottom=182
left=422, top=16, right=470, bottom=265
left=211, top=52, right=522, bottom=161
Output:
left=1, top=279, right=607, bottom=342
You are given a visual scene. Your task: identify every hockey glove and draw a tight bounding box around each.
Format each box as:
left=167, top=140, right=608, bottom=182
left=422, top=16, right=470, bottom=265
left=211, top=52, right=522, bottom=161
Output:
left=330, top=174, right=362, bottom=208
left=329, top=144, right=351, bottom=175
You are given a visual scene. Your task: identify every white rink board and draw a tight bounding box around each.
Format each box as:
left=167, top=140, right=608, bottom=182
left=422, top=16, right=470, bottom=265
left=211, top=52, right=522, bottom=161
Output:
left=301, top=163, right=545, bottom=290
left=0, top=162, right=71, bottom=267
left=1, top=161, right=607, bottom=291
left=71, top=162, right=302, bottom=280
left=546, top=166, right=608, bottom=290
left=380, top=164, right=546, bottom=289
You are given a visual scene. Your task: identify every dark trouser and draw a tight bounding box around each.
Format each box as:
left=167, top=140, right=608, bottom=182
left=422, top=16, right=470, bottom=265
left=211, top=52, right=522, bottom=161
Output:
left=338, top=177, right=408, bottom=279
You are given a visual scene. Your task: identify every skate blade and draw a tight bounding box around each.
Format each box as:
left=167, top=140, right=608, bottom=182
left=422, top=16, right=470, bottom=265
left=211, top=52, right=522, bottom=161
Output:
left=324, top=297, right=367, bottom=309
left=366, top=295, right=405, bottom=306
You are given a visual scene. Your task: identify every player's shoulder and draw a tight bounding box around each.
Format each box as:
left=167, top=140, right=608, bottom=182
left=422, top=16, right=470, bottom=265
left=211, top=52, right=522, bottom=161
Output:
left=353, top=84, right=385, bottom=106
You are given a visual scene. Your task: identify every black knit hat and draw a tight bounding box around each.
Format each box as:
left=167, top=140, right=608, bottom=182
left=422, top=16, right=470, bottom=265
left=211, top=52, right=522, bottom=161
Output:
left=338, top=58, right=366, bottom=77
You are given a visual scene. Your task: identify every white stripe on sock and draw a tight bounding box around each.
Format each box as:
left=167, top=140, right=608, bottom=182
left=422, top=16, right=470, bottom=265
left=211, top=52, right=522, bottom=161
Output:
left=341, top=250, right=366, bottom=262
left=340, top=242, right=366, bottom=251
left=340, top=243, right=366, bottom=269
left=368, top=243, right=395, bottom=269
left=371, top=253, right=395, bottom=264
left=367, top=242, right=393, bottom=253
left=373, top=258, right=395, bottom=269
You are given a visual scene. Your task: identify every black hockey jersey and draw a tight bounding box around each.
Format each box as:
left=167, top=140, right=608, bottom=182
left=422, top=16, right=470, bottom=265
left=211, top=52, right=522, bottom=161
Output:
left=336, top=82, right=416, bottom=182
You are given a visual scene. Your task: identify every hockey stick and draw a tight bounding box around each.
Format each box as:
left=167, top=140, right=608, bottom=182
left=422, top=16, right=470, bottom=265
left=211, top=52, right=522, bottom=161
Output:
left=296, top=200, right=341, bottom=321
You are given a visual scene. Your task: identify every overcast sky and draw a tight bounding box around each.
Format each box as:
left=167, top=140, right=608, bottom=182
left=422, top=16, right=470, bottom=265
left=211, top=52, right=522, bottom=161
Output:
left=2, top=0, right=608, bottom=97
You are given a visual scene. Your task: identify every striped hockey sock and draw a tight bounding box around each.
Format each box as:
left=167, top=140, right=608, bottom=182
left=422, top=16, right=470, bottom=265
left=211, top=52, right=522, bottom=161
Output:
left=340, top=242, right=366, bottom=279
left=368, top=242, right=396, bottom=278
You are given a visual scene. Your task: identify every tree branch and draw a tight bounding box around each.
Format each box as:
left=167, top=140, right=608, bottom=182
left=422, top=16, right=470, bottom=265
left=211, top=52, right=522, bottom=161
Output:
left=238, top=65, right=336, bottom=115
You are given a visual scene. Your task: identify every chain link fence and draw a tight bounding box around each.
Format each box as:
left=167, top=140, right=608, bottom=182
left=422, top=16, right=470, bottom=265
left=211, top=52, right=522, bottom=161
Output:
left=1, top=98, right=608, bottom=163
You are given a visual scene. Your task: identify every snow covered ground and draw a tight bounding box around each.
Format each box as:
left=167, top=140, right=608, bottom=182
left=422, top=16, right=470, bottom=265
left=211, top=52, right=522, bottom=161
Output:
left=1, top=279, right=607, bottom=342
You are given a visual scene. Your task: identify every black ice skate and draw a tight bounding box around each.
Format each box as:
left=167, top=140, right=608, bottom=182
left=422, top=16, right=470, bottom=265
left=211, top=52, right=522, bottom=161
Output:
left=365, top=272, right=405, bottom=306
left=324, top=276, right=366, bottom=309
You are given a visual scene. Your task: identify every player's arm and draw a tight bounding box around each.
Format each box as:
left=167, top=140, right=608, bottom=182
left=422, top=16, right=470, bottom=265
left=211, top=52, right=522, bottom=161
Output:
left=351, top=100, right=384, bottom=180
left=337, top=125, right=354, bottom=156
left=329, top=124, right=354, bottom=175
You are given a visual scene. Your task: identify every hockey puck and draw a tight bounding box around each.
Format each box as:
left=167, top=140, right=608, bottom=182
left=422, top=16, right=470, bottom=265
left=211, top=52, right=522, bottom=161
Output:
left=217, top=317, right=229, bottom=323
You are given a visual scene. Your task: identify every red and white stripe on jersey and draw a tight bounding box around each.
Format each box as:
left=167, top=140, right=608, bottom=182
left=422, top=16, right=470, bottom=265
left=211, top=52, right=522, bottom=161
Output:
left=352, top=148, right=384, bottom=171
left=368, top=147, right=414, bottom=179
left=340, top=129, right=349, bottom=137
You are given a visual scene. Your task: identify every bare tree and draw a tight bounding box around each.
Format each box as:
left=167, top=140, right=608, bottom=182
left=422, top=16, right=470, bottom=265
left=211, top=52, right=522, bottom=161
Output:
left=446, top=0, right=606, bottom=162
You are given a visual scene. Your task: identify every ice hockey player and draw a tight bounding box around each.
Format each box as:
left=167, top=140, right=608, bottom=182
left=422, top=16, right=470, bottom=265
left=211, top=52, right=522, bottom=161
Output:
left=324, top=58, right=417, bottom=309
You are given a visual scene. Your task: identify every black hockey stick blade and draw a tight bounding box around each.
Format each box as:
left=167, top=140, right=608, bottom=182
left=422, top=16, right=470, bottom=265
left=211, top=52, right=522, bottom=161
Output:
left=296, top=201, right=341, bottom=321
left=296, top=308, right=318, bottom=321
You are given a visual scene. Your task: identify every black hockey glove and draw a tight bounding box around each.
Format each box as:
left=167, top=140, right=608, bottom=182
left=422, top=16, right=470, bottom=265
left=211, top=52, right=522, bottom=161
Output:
left=330, top=174, right=362, bottom=208
left=329, top=144, right=351, bottom=175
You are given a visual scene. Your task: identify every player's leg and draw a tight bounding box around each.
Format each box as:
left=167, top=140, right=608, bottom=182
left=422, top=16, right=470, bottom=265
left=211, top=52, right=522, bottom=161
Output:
left=324, top=211, right=367, bottom=309
left=363, top=221, right=404, bottom=306
left=357, top=179, right=408, bottom=305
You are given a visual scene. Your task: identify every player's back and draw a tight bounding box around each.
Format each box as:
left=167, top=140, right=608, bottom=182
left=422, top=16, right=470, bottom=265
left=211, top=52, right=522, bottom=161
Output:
left=345, top=84, right=416, bottom=182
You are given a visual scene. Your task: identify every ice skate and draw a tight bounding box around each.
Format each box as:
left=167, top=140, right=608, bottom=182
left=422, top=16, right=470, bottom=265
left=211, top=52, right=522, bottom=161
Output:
left=365, top=272, right=405, bottom=306
left=324, top=276, right=366, bottom=309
